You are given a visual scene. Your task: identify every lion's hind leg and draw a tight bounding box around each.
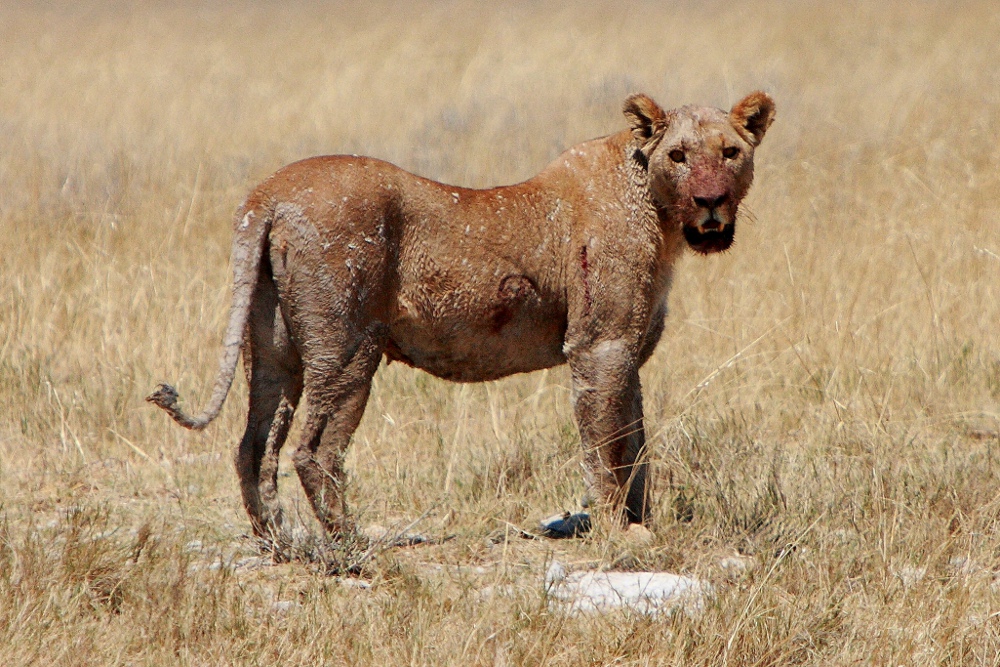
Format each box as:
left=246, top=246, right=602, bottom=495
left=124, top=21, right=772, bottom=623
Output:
left=236, top=269, right=303, bottom=547
left=236, top=367, right=302, bottom=547
left=254, top=394, right=296, bottom=542
left=292, top=323, right=386, bottom=538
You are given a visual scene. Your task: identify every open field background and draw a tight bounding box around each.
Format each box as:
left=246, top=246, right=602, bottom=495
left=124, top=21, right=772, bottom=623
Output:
left=2, top=0, right=1000, bottom=664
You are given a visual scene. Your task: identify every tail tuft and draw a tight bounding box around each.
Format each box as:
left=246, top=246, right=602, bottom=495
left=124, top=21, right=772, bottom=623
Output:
left=146, top=382, right=210, bottom=430
left=146, top=383, right=180, bottom=410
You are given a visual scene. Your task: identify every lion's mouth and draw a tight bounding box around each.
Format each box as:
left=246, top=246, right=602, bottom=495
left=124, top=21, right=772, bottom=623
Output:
left=683, top=223, right=735, bottom=254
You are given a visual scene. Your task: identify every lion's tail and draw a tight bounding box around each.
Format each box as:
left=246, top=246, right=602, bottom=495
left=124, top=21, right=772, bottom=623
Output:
left=146, top=201, right=272, bottom=430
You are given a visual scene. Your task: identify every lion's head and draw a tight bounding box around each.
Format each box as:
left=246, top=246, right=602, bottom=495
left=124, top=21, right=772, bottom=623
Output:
left=624, top=91, right=775, bottom=254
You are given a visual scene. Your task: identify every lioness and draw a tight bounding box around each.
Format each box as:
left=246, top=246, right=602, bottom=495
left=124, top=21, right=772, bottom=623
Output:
left=148, top=91, right=775, bottom=541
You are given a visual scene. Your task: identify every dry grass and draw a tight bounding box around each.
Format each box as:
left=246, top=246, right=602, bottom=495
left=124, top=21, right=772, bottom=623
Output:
left=2, top=0, right=1000, bottom=664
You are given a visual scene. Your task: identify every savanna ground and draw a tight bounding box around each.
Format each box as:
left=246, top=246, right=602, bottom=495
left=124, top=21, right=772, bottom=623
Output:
left=2, top=1, right=1000, bottom=664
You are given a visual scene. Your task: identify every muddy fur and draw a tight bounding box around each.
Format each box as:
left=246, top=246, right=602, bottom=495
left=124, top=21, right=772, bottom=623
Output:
left=148, top=92, right=775, bottom=541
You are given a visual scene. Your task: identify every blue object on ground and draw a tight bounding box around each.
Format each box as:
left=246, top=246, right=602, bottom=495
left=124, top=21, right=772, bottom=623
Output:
left=539, top=512, right=591, bottom=538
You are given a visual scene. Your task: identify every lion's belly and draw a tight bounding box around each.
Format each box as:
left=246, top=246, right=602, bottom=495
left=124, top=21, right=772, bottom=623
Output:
left=386, top=278, right=567, bottom=382
left=388, top=328, right=566, bottom=382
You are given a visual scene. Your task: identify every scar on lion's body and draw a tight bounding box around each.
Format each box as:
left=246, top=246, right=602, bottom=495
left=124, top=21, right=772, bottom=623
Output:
left=580, top=245, right=592, bottom=317
left=490, top=274, right=538, bottom=333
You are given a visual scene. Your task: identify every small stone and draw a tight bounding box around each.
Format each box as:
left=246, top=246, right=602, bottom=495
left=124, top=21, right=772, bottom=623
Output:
left=232, top=556, right=269, bottom=570
left=271, top=600, right=299, bottom=614
left=340, top=577, right=372, bottom=591
left=948, top=556, right=977, bottom=578
left=624, top=523, right=654, bottom=545
left=363, top=523, right=431, bottom=547
left=487, top=525, right=536, bottom=544
left=719, top=555, right=757, bottom=581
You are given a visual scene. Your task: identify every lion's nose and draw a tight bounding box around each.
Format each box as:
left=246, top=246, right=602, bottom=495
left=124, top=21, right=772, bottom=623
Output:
left=693, top=193, right=728, bottom=210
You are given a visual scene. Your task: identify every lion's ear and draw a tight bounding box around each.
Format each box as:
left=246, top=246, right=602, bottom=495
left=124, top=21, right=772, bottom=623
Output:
left=730, top=91, right=775, bottom=147
left=623, top=94, right=667, bottom=143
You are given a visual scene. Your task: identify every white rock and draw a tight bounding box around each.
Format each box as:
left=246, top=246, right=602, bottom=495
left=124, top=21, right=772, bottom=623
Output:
left=545, top=560, right=568, bottom=584
left=893, top=566, right=927, bottom=589
left=271, top=600, right=299, bottom=614
left=545, top=561, right=710, bottom=617
left=947, top=556, right=978, bottom=577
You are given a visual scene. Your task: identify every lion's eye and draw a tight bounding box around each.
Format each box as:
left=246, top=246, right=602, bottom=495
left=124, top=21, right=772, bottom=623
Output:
left=669, top=149, right=686, bottom=163
left=722, top=146, right=740, bottom=159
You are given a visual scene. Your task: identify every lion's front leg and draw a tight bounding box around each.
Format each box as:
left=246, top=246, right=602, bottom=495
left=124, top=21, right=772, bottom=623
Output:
left=567, top=339, right=650, bottom=525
